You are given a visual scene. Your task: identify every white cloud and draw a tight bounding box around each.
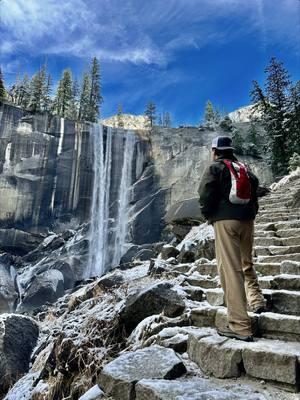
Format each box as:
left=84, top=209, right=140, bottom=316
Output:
left=0, top=0, right=299, bottom=68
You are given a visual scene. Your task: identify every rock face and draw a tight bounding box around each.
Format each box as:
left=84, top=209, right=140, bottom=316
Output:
left=99, top=345, right=186, bottom=400
left=0, top=104, right=165, bottom=252
left=19, top=269, right=65, bottom=310
left=0, top=314, right=39, bottom=392
left=119, top=282, right=186, bottom=333
left=0, top=261, right=18, bottom=312
left=0, top=104, right=274, bottom=281
left=150, top=126, right=273, bottom=208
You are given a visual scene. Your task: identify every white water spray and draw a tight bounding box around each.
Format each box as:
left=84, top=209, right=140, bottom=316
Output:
left=86, top=124, right=136, bottom=278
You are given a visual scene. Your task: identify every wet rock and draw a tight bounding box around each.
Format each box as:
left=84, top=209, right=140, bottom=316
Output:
left=99, top=345, right=186, bottom=400
left=121, top=243, right=162, bottom=265
left=20, top=269, right=65, bottom=310
left=134, top=248, right=156, bottom=261
left=0, top=229, right=44, bottom=256
left=177, top=242, right=196, bottom=263
left=160, top=245, right=180, bottom=260
left=0, top=314, right=39, bottom=391
left=97, top=271, right=124, bottom=288
left=164, top=197, right=204, bottom=225
left=50, top=260, right=76, bottom=289
left=181, top=224, right=215, bottom=261
left=119, top=282, right=185, bottom=333
left=0, top=263, right=18, bottom=312
left=148, top=259, right=174, bottom=276
left=171, top=224, right=192, bottom=241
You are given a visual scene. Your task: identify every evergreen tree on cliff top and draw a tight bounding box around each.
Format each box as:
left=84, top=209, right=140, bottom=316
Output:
left=117, top=104, right=124, bottom=128
left=145, top=101, right=156, bottom=127
left=204, top=100, right=215, bottom=123
left=163, top=112, right=172, bottom=127
left=29, top=64, right=50, bottom=113
left=0, top=68, right=7, bottom=103
left=19, top=74, right=31, bottom=109
left=88, top=57, right=103, bottom=122
left=287, top=81, right=300, bottom=157
left=78, top=73, right=91, bottom=121
left=53, top=69, right=73, bottom=118
left=251, top=57, right=291, bottom=175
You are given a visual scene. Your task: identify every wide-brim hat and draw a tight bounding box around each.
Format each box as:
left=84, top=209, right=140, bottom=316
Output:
left=211, top=136, right=234, bottom=150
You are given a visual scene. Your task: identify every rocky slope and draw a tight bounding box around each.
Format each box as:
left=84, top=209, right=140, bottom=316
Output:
left=3, top=168, right=300, bottom=399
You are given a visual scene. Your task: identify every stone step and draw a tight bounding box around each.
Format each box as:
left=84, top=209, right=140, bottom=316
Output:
left=254, top=236, right=283, bottom=246
left=281, top=260, right=300, bottom=275
left=255, top=245, right=300, bottom=256
left=258, top=205, right=300, bottom=215
left=281, top=236, right=300, bottom=246
left=255, top=222, right=276, bottom=232
left=276, top=220, right=300, bottom=230
left=253, top=236, right=300, bottom=246
left=254, top=262, right=281, bottom=276
left=184, top=274, right=219, bottom=289
left=257, top=253, right=300, bottom=263
left=276, top=228, right=300, bottom=238
left=191, top=305, right=300, bottom=342
left=205, top=288, right=300, bottom=316
left=257, top=214, right=300, bottom=223
left=188, top=328, right=300, bottom=387
left=254, top=230, right=277, bottom=238
left=259, top=196, right=292, bottom=205
left=254, top=237, right=282, bottom=247
left=258, top=208, right=300, bottom=216
left=258, top=274, right=300, bottom=291
left=193, top=263, right=218, bottom=278
left=194, top=262, right=282, bottom=277
left=259, top=203, right=293, bottom=212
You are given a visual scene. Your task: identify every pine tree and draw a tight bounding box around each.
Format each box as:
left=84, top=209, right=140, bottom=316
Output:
left=163, top=112, right=171, bottom=127
left=43, top=73, right=52, bottom=112
left=29, top=65, right=48, bottom=113
left=117, top=104, right=124, bottom=128
left=67, top=79, right=79, bottom=120
left=145, top=101, right=156, bottom=127
left=287, top=81, right=300, bottom=155
left=19, top=74, right=31, bottom=109
left=88, top=57, right=102, bottom=122
left=157, top=114, right=163, bottom=126
left=78, top=73, right=91, bottom=121
left=53, top=69, right=73, bottom=118
left=251, top=57, right=291, bottom=174
left=204, top=100, right=215, bottom=124
left=0, top=68, right=5, bottom=103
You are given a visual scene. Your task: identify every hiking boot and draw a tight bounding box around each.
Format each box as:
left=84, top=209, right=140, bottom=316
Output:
left=252, top=305, right=268, bottom=314
left=217, top=327, right=254, bottom=342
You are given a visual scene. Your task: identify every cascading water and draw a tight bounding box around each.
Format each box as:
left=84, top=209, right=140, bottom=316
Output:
left=86, top=124, right=136, bottom=278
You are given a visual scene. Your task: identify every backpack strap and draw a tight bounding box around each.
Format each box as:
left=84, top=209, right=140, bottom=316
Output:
left=222, top=159, right=239, bottom=179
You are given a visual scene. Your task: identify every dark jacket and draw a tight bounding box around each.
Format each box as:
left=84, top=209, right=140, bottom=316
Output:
left=198, top=155, right=259, bottom=223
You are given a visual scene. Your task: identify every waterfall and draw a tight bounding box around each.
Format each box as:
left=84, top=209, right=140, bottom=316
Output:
left=86, top=124, right=136, bottom=278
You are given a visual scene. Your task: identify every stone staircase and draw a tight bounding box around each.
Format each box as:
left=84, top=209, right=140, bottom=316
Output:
left=181, top=175, right=300, bottom=391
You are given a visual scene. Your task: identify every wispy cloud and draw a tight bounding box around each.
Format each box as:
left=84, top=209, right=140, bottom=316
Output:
left=1, top=0, right=299, bottom=70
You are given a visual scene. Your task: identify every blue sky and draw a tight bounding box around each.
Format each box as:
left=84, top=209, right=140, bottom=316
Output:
left=1, top=0, right=300, bottom=125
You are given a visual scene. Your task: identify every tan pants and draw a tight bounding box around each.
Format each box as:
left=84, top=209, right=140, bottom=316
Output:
left=214, top=219, right=265, bottom=336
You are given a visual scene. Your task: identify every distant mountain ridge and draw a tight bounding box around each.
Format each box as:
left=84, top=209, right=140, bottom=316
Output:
left=101, top=114, right=149, bottom=130
left=228, top=104, right=262, bottom=123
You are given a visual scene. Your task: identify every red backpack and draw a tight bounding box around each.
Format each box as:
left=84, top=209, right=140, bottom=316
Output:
left=222, top=160, right=251, bottom=204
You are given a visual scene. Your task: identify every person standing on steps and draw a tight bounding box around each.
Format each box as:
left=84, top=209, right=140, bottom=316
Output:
left=198, top=136, right=266, bottom=342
